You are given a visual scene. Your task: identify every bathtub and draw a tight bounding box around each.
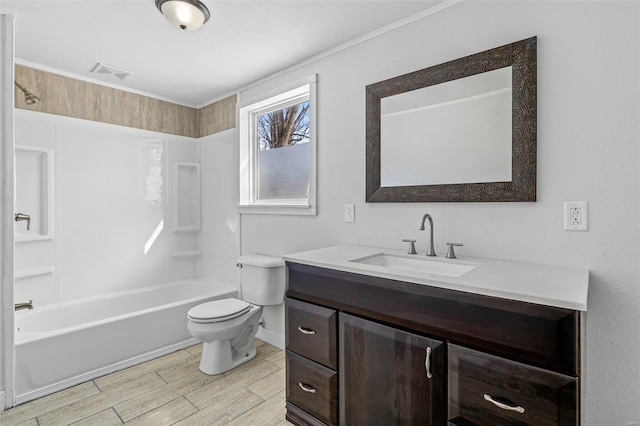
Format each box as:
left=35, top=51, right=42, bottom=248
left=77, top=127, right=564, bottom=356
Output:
left=14, top=279, right=236, bottom=404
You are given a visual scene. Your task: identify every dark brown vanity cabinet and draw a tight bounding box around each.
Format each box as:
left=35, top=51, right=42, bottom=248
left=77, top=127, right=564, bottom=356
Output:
left=339, top=313, right=445, bottom=425
left=285, top=262, right=581, bottom=426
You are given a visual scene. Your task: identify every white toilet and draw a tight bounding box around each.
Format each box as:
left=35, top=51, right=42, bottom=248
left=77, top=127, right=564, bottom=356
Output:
left=187, top=254, right=286, bottom=375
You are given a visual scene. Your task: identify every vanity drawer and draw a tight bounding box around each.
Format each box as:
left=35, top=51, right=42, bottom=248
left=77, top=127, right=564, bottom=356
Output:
left=448, top=344, right=577, bottom=426
left=287, top=351, right=338, bottom=426
left=286, top=297, right=337, bottom=369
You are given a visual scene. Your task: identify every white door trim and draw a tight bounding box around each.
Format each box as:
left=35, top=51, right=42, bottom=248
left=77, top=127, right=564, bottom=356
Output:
left=0, top=11, right=16, bottom=410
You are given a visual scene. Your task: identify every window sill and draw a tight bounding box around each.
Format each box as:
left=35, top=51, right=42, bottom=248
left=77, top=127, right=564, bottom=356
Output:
left=238, top=204, right=316, bottom=216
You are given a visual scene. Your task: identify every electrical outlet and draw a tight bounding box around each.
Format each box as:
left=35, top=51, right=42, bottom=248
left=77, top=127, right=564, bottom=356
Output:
left=564, top=201, right=588, bottom=231
left=344, top=204, right=355, bottom=223
left=570, top=207, right=581, bottom=225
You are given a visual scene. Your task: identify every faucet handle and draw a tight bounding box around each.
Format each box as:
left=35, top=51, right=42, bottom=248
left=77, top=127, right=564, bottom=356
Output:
left=445, top=242, right=463, bottom=259
left=402, top=239, right=418, bottom=255
left=15, top=213, right=31, bottom=231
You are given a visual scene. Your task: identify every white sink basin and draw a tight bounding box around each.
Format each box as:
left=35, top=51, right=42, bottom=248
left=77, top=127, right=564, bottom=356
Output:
left=349, top=253, right=478, bottom=278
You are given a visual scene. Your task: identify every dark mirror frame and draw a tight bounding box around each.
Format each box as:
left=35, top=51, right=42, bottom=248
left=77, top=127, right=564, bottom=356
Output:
left=366, top=37, right=537, bottom=203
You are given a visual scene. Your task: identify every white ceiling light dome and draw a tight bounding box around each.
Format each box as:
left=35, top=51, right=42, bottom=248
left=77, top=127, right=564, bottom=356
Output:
left=156, top=0, right=210, bottom=31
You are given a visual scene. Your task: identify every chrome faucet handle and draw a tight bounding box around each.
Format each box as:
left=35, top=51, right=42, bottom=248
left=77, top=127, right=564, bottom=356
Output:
left=402, top=239, right=418, bottom=255
left=15, top=213, right=31, bottom=231
left=445, top=242, right=463, bottom=259
left=15, top=300, right=33, bottom=311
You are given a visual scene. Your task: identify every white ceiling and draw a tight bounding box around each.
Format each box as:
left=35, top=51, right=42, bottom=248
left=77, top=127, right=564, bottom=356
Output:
left=4, top=1, right=444, bottom=107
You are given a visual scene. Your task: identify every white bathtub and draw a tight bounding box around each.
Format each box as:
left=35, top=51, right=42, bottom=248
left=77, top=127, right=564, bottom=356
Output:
left=14, top=279, right=236, bottom=404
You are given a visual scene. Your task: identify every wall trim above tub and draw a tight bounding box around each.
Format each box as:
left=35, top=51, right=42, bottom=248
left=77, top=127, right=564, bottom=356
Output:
left=15, top=65, right=198, bottom=138
left=14, top=65, right=237, bottom=139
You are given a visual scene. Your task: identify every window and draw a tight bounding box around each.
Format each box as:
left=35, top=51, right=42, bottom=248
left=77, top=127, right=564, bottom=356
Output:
left=239, top=75, right=316, bottom=215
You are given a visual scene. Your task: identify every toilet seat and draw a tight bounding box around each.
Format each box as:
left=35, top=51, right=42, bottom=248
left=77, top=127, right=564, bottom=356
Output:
left=188, top=298, right=252, bottom=324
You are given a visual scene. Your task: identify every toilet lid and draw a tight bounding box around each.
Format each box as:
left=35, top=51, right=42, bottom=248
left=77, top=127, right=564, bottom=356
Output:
left=188, top=298, right=251, bottom=323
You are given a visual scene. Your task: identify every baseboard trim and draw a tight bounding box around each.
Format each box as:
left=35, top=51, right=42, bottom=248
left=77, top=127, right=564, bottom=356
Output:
left=256, top=327, right=284, bottom=349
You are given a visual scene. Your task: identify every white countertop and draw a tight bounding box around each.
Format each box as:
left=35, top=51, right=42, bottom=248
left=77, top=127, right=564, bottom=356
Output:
left=283, top=245, right=589, bottom=311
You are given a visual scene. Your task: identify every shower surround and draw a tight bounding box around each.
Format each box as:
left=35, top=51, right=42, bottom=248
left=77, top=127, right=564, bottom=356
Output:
left=12, top=109, right=215, bottom=400
left=14, top=110, right=204, bottom=304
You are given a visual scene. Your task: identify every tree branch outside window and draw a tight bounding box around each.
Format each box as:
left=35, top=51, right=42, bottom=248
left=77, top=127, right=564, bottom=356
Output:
left=257, top=100, right=310, bottom=151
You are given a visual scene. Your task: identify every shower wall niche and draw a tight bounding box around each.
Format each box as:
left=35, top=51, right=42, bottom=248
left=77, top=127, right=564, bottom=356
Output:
left=14, top=110, right=202, bottom=307
left=173, top=162, right=201, bottom=232
left=15, top=145, right=54, bottom=242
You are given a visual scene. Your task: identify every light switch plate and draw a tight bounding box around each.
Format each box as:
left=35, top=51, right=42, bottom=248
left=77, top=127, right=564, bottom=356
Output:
left=344, top=204, right=355, bottom=223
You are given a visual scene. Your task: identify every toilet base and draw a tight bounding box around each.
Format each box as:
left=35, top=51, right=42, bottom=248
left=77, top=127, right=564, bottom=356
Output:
left=188, top=303, right=263, bottom=375
left=199, top=339, right=258, bottom=375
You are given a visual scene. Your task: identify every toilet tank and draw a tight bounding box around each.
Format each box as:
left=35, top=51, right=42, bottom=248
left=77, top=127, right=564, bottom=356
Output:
left=237, top=254, right=286, bottom=306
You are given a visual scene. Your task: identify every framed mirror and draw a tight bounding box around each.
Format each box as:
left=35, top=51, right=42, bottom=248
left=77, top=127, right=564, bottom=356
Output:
left=366, top=37, right=537, bottom=202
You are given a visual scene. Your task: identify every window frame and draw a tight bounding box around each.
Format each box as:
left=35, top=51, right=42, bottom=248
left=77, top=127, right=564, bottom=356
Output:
left=238, top=74, right=317, bottom=215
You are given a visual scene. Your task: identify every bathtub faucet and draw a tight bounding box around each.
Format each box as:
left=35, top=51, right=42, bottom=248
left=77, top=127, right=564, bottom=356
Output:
left=15, top=300, right=33, bottom=311
left=15, top=213, right=31, bottom=231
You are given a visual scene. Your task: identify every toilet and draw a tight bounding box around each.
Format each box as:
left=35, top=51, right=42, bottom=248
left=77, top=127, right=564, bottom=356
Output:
left=187, top=254, right=286, bottom=375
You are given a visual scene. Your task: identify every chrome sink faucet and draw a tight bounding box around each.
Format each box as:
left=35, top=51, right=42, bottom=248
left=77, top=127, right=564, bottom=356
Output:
left=419, top=214, right=436, bottom=257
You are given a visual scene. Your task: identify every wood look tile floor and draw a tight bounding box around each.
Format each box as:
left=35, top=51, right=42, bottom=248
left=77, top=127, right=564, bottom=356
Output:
left=1, top=340, right=294, bottom=426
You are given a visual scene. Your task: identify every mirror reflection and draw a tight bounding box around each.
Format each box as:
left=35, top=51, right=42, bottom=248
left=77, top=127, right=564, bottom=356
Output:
left=380, top=67, right=512, bottom=186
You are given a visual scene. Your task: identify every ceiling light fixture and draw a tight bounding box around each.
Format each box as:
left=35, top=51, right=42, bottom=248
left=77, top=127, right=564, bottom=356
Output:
left=155, top=0, right=210, bottom=31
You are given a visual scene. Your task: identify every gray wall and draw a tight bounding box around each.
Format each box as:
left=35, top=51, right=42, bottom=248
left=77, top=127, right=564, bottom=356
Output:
left=203, top=1, right=640, bottom=423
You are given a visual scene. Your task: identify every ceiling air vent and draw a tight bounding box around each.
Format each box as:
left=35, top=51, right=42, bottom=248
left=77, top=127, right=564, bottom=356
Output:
left=91, top=63, right=133, bottom=81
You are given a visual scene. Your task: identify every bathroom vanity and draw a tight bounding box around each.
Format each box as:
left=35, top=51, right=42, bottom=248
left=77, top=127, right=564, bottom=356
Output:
left=283, top=245, right=588, bottom=426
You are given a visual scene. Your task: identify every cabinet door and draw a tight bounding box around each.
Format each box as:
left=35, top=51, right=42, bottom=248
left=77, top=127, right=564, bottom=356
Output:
left=339, top=313, right=445, bottom=425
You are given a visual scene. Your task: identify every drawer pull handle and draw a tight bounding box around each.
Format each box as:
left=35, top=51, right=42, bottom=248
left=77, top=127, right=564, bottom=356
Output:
left=483, top=394, right=525, bottom=414
left=298, top=382, right=317, bottom=394
left=297, top=326, right=316, bottom=335
left=425, top=347, right=432, bottom=379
